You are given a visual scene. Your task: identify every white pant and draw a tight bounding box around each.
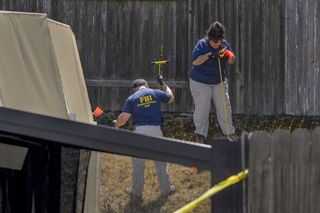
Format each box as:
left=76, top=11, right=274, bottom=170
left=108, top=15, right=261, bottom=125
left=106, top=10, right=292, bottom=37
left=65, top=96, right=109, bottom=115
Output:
left=132, top=125, right=171, bottom=197
left=190, top=78, right=235, bottom=137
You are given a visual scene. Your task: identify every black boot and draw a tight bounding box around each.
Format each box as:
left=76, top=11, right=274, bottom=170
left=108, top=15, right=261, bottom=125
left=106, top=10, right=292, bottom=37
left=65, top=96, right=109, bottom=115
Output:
left=195, top=134, right=206, bottom=143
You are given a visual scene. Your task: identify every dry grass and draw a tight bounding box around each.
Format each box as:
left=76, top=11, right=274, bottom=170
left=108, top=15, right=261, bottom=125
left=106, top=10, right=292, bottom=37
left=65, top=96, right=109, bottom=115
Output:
left=100, top=115, right=212, bottom=212
left=99, top=113, right=320, bottom=212
left=100, top=154, right=211, bottom=213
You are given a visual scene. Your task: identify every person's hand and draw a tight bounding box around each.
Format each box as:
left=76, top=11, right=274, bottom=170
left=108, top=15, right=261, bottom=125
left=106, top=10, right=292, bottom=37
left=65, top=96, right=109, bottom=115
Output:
left=157, top=74, right=164, bottom=86
left=205, top=52, right=213, bottom=59
left=218, top=48, right=227, bottom=58
left=219, top=48, right=235, bottom=59
left=207, top=51, right=219, bottom=60
left=113, top=120, right=119, bottom=128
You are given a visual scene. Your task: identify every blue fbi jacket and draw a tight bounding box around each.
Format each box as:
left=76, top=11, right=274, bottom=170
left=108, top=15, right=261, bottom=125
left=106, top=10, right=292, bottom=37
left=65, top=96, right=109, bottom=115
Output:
left=190, top=38, right=233, bottom=84
left=123, top=88, right=170, bottom=125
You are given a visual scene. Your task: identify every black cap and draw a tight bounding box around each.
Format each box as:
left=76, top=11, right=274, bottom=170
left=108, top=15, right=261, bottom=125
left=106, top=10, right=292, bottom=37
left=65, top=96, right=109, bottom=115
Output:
left=132, top=79, right=148, bottom=89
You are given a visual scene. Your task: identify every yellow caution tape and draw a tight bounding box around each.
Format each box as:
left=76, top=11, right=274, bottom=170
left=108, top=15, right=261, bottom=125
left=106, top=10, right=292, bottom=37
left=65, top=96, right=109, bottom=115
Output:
left=174, top=169, right=249, bottom=213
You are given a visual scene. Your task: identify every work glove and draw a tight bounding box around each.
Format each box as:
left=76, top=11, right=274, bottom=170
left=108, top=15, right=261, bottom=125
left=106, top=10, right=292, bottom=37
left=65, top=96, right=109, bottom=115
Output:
left=219, top=48, right=235, bottom=59
left=207, top=51, right=220, bottom=60
left=157, top=74, right=164, bottom=86
left=205, top=52, right=213, bottom=59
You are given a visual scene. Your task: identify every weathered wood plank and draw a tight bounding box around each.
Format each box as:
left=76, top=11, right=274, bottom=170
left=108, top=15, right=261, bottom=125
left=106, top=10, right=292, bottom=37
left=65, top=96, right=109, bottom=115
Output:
left=248, top=131, right=272, bottom=213
left=290, top=129, right=311, bottom=213
left=272, top=0, right=283, bottom=114
left=297, top=0, right=307, bottom=114
left=284, top=0, right=296, bottom=115
left=230, top=0, right=242, bottom=113
left=307, top=0, right=320, bottom=115
left=239, top=0, right=251, bottom=115
left=251, top=0, right=261, bottom=115
left=317, top=1, right=320, bottom=112
left=310, top=127, right=320, bottom=213
left=270, top=129, right=291, bottom=213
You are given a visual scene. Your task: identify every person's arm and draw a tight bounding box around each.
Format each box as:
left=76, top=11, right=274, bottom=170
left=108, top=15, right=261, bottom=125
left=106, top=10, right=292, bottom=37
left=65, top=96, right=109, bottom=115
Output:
left=115, top=98, right=132, bottom=127
left=115, top=112, right=132, bottom=127
left=161, top=83, right=174, bottom=103
left=192, top=52, right=212, bottom=66
left=157, top=75, right=174, bottom=104
left=191, top=39, right=212, bottom=66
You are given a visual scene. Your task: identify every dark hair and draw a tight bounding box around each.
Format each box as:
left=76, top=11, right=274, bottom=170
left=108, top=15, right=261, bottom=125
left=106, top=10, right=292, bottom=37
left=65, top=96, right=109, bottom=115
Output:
left=132, top=79, right=148, bottom=90
left=207, top=21, right=225, bottom=40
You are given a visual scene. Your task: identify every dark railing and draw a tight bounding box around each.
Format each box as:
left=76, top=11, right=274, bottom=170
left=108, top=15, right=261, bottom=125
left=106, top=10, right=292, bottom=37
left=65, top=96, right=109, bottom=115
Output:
left=0, top=107, right=245, bottom=213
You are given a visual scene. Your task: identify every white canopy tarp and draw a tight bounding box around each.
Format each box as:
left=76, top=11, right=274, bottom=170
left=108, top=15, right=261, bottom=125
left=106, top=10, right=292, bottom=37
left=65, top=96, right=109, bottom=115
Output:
left=48, top=19, right=93, bottom=123
left=0, top=11, right=69, bottom=118
left=0, top=11, right=98, bottom=213
left=0, top=11, right=94, bottom=123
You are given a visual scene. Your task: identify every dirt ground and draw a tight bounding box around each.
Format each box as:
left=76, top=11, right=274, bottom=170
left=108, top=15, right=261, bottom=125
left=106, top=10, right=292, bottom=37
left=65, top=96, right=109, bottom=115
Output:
left=99, top=114, right=320, bottom=213
left=100, top=115, right=211, bottom=213
left=100, top=154, right=211, bottom=213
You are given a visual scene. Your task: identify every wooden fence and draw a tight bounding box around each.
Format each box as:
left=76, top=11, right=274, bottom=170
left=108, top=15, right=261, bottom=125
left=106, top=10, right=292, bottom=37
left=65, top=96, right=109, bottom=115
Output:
left=1, top=0, right=319, bottom=115
left=247, top=127, right=320, bottom=213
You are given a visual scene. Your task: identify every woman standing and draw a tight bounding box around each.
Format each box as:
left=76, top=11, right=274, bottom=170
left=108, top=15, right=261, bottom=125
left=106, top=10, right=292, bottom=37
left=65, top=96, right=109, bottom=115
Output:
left=189, top=21, right=237, bottom=143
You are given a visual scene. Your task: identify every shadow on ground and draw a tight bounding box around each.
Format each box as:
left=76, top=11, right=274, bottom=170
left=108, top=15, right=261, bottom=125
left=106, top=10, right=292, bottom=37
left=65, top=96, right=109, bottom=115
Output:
left=105, top=195, right=169, bottom=213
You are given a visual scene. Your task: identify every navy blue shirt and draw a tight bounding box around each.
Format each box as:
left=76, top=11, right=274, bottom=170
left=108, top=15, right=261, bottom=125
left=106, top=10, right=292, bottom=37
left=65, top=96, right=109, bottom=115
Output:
left=190, top=38, right=233, bottom=84
left=123, top=88, right=170, bottom=125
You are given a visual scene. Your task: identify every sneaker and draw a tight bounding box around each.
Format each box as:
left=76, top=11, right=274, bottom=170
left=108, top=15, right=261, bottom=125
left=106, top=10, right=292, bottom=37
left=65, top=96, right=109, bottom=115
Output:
left=161, top=185, right=176, bottom=197
left=195, top=133, right=206, bottom=143
left=227, top=134, right=240, bottom=142
left=169, top=185, right=176, bottom=195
